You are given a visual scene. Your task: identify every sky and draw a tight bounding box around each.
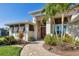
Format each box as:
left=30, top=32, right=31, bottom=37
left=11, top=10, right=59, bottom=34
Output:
left=0, top=3, right=45, bottom=28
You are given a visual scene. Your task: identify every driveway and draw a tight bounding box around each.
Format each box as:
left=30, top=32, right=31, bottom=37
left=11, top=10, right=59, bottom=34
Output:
left=20, top=40, right=58, bottom=56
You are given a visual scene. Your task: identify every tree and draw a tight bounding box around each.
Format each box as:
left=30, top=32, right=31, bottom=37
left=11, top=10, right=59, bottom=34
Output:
left=43, top=3, right=72, bottom=45
left=42, top=3, right=60, bottom=43
left=57, top=4, right=70, bottom=42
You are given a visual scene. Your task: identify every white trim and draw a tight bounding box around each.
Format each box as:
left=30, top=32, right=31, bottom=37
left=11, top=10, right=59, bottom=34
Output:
left=25, top=24, right=29, bottom=41
left=46, top=18, right=51, bottom=35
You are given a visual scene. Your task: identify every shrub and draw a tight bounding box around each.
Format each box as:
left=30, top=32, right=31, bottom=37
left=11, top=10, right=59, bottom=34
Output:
left=3, top=36, right=17, bottom=45
left=44, top=35, right=52, bottom=45
left=44, top=35, right=58, bottom=46
left=28, top=37, right=35, bottom=41
left=51, top=35, right=58, bottom=45
left=75, top=39, right=79, bottom=46
left=0, top=36, right=6, bottom=45
left=63, top=34, right=75, bottom=44
left=0, top=36, right=5, bottom=41
left=0, top=40, right=4, bottom=45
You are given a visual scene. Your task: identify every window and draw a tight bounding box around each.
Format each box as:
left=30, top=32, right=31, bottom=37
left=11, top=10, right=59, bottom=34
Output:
left=19, top=24, right=25, bottom=32
left=64, top=25, right=67, bottom=33
left=14, top=27, right=19, bottom=33
left=10, top=25, right=15, bottom=33
left=57, top=26, right=60, bottom=34
left=14, top=25, right=19, bottom=33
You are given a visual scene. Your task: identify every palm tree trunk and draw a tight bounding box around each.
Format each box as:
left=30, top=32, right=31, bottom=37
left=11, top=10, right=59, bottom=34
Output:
left=52, top=18, right=59, bottom=43
left=61, top=14, right=64, bottom=44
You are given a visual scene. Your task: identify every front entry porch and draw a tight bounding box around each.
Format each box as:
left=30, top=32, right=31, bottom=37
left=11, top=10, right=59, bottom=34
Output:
left=34, top=15, right=71, bottom=40
left=36, top=20, right=46, bottom=39
left=36, top=17, right=70, bottom=39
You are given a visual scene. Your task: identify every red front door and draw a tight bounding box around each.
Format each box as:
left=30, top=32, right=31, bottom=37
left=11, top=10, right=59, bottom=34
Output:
left=41, top=26, right=46, bottom=38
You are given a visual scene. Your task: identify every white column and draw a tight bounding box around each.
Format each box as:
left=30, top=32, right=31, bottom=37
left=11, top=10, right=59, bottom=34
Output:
left=32, top=16, right=36, bottom=23
left=9, top=27, right=12, bottom=36
left=32, top=16, right=38, bottom=39
left=67, top=17, right=71, bottom=34
left=13, top=25, right=16, bottom=37
left=25, top=24, right=29, bottom=41
left=46, top=18, right=51, bottom=35
left=34, top=24, right=37, bottom=40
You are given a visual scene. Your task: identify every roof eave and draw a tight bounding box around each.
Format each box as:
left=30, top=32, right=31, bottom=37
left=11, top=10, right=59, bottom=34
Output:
left=5, top=22, right=35, bottom=26
left=29, top=9, right=43, bottom=15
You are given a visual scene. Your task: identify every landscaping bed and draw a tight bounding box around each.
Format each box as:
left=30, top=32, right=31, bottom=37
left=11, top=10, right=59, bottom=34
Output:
left=43, top=34, right=79, bottom=56
left=43, top=44, right=79, bottom=56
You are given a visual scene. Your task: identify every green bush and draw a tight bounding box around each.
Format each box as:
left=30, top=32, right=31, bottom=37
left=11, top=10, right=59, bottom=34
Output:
left=51, top=35, right=58, bottom=45
left=44, top=35, right=52, bottom=45
left=0, top=36, right=6, bottom=45
left=0, top=36, right=17, bottom=45
left=75, top=39, right=79, bottom=46
left=28, top=37, right=35, bottom=41
left=44, top=35, right=58, bottom=46
left=3, top=36, right=17, bottom=45
left=63, top=34, right=75, bottom=44
left=0, top=36, right=5, bottom=41
left=0, top=40, right=4, bottom=45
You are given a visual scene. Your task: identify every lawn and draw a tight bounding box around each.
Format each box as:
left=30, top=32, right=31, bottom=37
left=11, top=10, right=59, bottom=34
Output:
left=0, top=46, right=22, bottom=56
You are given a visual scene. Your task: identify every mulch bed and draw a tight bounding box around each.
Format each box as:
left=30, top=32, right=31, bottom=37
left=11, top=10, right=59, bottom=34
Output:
left=43, top=43, right=79, bottom=56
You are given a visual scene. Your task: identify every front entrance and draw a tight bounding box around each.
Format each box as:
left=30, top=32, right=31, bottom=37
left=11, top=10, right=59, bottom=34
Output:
left=41, top=26, right=46, bottom=38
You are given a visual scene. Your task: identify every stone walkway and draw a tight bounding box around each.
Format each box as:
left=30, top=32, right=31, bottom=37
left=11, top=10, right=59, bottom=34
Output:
left=20, top=40, right=58, bottom=56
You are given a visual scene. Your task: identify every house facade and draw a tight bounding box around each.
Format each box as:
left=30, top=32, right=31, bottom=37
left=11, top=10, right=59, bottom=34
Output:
left=29, top=7, right=79, bottom=40
left=6, top=21, right=37, bottom=41
left=6, top=5, right=79, bottom=41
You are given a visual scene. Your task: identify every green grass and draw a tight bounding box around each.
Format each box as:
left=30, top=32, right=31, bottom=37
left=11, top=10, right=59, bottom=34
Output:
left=0, top=46, right=22, bottom=56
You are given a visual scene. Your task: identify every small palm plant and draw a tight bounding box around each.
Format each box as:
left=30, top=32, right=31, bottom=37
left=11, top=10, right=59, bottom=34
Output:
left=18, top=31, right=24, bottom=41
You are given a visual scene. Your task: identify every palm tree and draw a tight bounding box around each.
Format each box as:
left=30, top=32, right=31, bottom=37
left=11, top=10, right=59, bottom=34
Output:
left=42, top=3, right=60, bottom=42
left=57, top=4, right=70, bottom=41
left=42, top=3, right=72, bottom=45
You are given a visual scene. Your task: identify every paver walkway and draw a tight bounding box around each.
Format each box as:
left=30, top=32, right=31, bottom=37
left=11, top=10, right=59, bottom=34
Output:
left=20, top=40, right=58, bottom=56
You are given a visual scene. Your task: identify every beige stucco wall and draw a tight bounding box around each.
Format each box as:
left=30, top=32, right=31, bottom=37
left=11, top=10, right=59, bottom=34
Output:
left=32, top=17, right=41, bottom=40
left=37, top=21, right=41, bottom=39
left=29, top=31, right=34, bottom=38
left=34, top=16, right=46, bottom=39
left=33, top=25, right=37, bottom=40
